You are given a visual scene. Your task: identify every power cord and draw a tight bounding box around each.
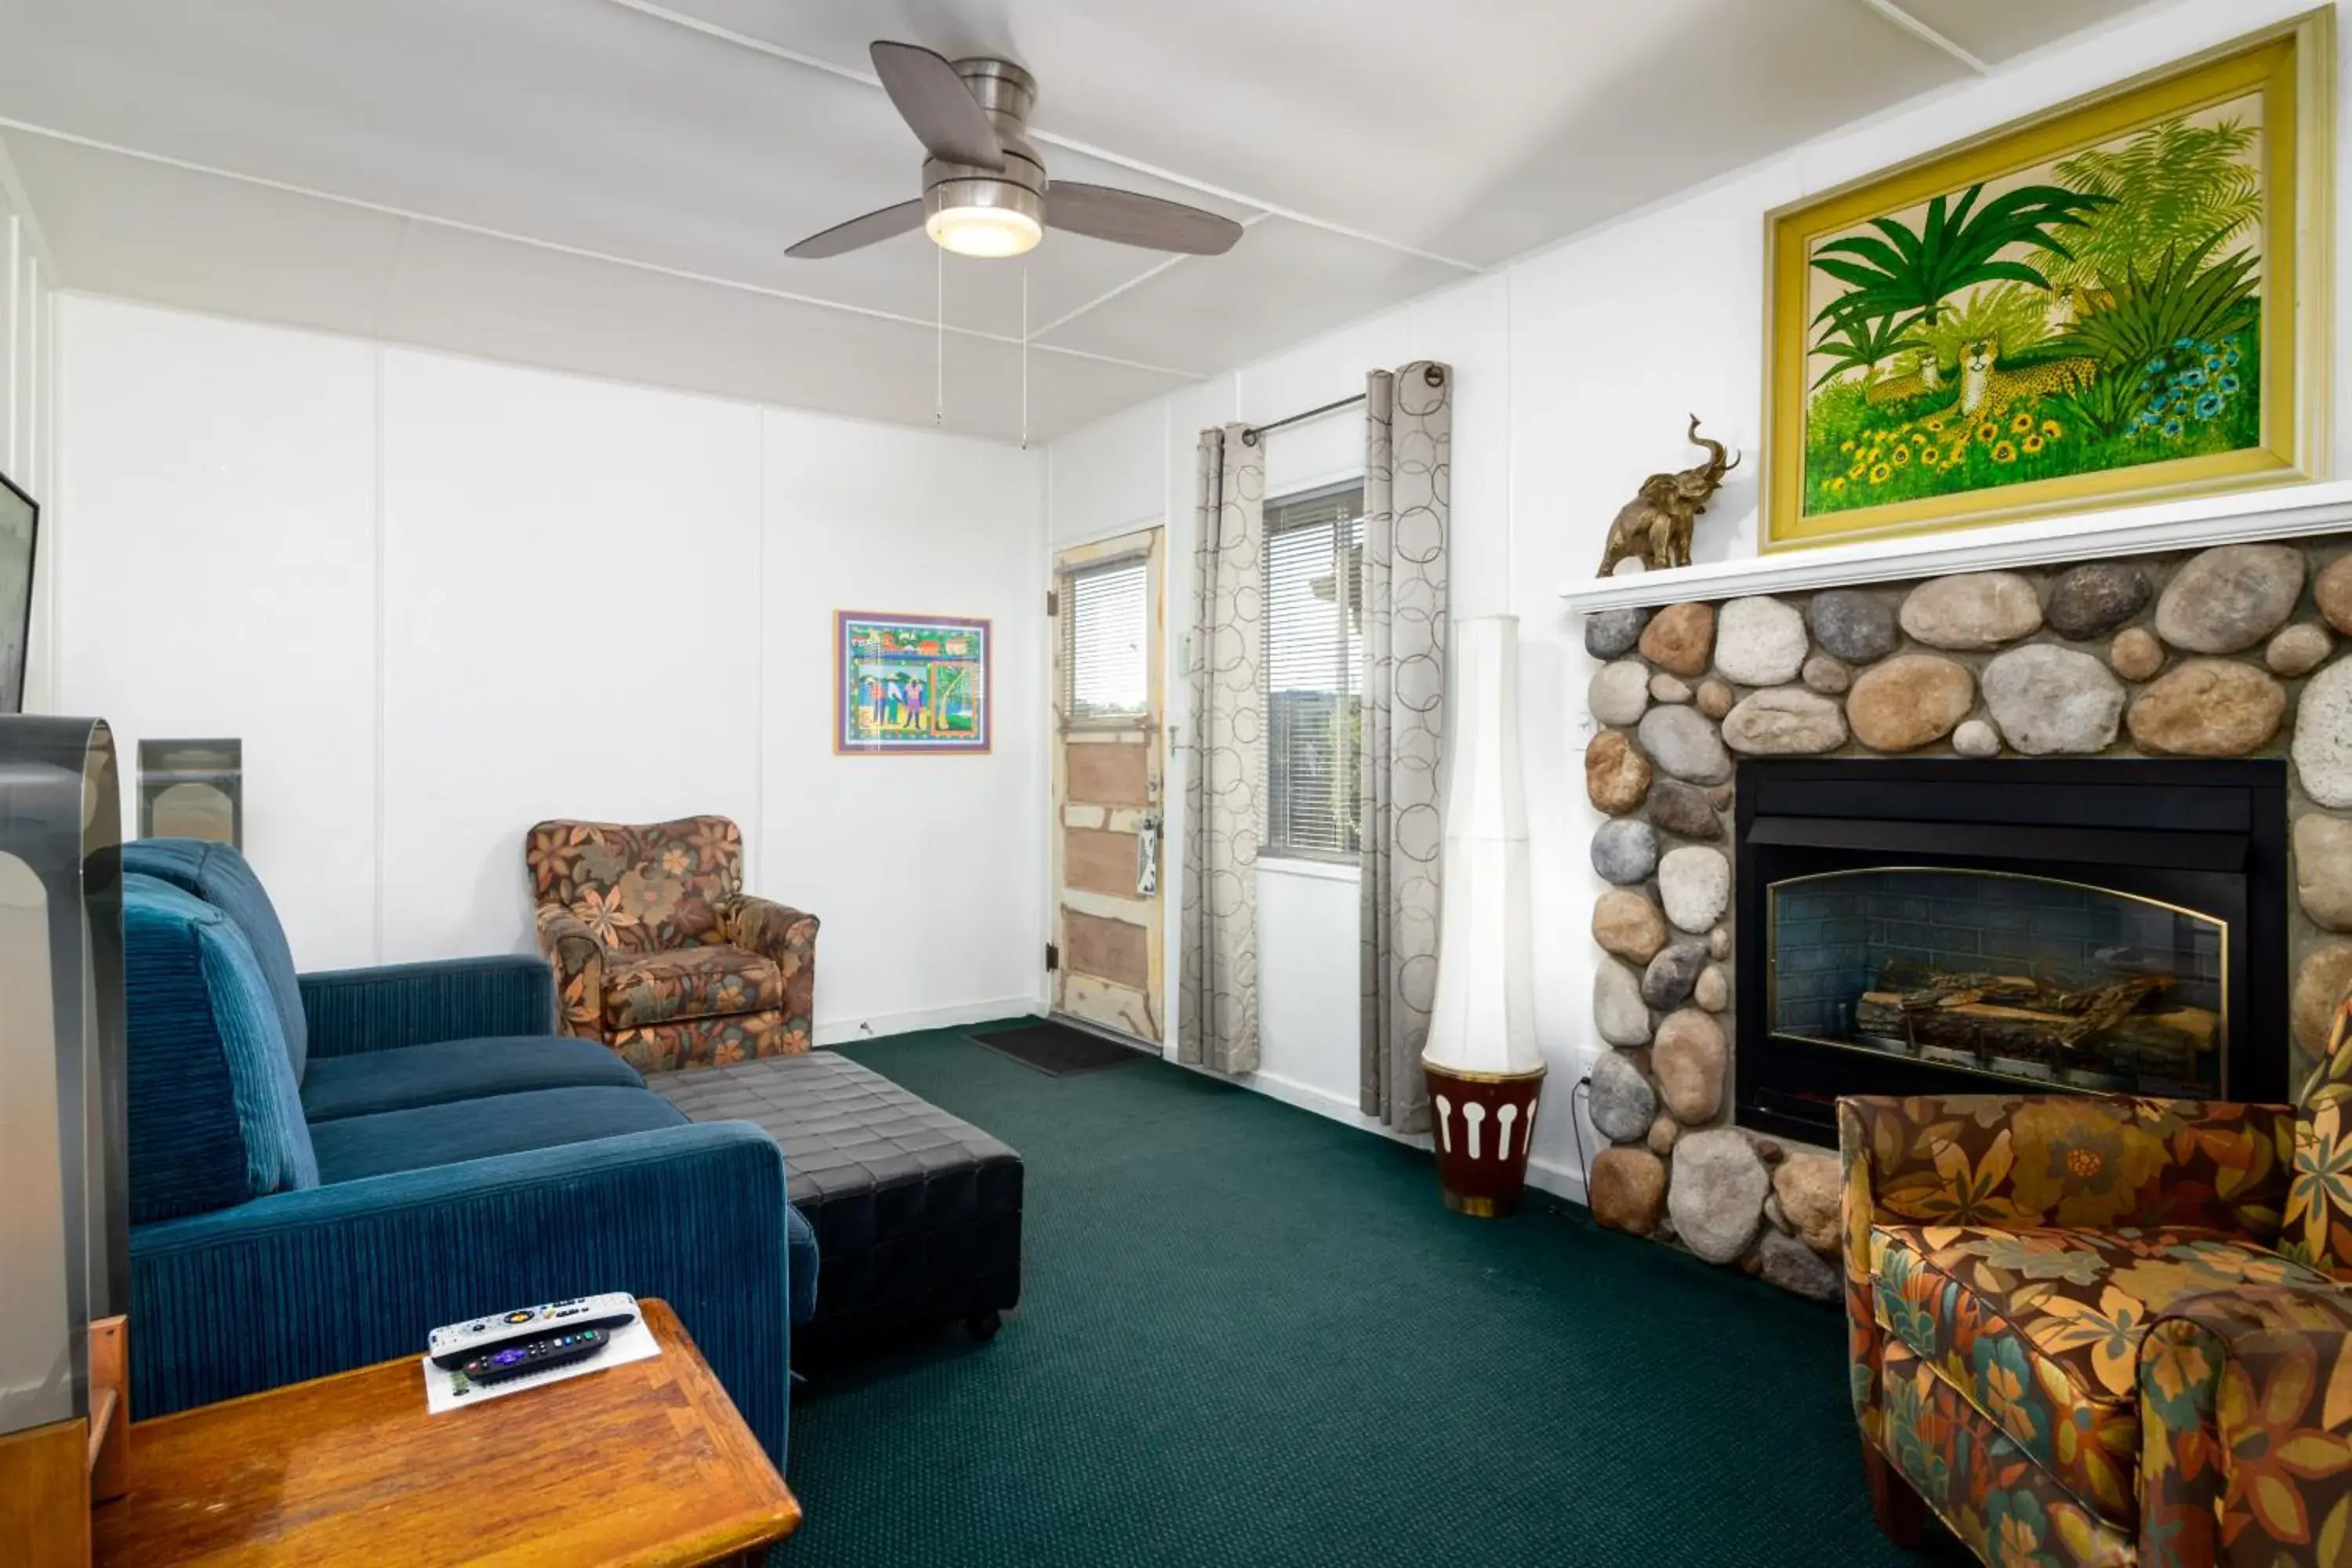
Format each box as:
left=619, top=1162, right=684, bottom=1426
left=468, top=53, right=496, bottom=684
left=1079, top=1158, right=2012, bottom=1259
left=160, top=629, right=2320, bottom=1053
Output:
left=1570, top=1074, right=1595, bottom=1203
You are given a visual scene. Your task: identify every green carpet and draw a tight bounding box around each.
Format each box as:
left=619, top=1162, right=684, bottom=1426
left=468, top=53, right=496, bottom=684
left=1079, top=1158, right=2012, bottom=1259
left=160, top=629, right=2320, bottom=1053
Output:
left=777, top=1025, right=1950, bottom=1566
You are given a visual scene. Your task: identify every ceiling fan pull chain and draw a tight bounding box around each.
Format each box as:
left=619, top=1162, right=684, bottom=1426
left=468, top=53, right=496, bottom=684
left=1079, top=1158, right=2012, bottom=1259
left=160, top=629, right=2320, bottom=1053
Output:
left=1021, top=263, right=1030, bottom=451
left=935, top=244, right=945, bottom=426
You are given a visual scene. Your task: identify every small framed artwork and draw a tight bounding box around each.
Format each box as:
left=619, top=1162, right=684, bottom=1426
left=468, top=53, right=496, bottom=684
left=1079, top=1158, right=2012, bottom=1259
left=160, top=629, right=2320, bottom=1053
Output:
left=835, top=612, right=992, bottom=754
left=1762, top=9, right=2332, bottom=550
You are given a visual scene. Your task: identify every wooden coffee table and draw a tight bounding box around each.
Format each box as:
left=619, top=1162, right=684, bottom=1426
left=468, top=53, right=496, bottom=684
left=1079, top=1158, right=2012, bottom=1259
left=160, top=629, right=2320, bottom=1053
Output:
left=93, top=1298, right=799, bottom=1566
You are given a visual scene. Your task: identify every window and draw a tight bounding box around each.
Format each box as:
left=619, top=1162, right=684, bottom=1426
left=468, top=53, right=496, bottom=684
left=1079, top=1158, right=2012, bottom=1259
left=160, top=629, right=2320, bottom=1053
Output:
left=1261, top=482, right=1364, bottom=859
left=1061, top=554, right=1150, bottom=723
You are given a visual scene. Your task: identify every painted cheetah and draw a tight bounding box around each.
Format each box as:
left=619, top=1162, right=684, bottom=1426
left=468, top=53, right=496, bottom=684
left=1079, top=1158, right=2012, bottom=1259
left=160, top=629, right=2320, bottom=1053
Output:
left=1947, top=337, right=2098, bottom=418
left=1864, top=350, right=1941, bottom=406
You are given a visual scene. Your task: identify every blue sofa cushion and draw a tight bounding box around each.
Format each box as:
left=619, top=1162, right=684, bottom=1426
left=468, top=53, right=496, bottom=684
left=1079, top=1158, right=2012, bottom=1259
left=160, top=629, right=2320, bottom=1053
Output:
left=125, top=840, right=310, bottom=1082
left=307, top=1087, right=690, bottom=1184
left=786, top=1203, right=818, bottom=1326
left=125, top=875, right=320, bottom=1223
left=299, top=1036, right=645, bottom=1122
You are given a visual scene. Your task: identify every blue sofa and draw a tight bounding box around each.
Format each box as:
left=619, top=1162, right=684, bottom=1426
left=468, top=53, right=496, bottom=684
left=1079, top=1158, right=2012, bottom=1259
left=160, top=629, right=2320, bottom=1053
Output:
left=121, top=840, right=816, bottom=1463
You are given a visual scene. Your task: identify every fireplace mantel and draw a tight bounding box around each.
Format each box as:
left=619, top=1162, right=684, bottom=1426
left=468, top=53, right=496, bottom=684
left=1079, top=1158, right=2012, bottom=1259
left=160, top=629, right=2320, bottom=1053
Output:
left=1560, top=477, right=2352, bottom=614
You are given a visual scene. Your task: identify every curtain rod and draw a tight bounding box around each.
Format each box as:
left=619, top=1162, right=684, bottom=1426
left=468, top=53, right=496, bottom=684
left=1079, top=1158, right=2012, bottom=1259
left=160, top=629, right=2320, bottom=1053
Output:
left=1239, top=364, right=1446, bottom=446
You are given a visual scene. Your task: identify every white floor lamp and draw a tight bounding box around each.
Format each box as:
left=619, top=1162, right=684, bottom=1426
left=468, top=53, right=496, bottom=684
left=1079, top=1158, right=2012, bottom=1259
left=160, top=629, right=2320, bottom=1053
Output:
left=1421, top=615, right=1544, bottom=1216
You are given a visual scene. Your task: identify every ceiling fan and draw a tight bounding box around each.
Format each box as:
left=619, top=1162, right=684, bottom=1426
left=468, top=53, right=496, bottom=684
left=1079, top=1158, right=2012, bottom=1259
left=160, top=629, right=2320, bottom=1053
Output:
left=787, top=42, right=1244, bottom=263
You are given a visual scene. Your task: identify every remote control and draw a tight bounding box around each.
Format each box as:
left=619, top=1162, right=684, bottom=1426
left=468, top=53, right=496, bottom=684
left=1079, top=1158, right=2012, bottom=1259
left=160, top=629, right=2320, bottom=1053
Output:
left=456, top=1326, right=612, bottom=1387
left=428, top=1292, right=640, bottom=1370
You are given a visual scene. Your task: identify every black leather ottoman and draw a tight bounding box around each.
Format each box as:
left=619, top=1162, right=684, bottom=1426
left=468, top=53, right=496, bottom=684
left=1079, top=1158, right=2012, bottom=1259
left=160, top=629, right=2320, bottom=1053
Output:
left=649, top=1048, right=1023, bottom=1359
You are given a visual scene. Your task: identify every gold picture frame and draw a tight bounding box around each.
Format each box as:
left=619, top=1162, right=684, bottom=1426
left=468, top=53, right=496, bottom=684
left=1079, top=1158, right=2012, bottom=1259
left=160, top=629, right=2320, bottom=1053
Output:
left=1762, top=9, right=2333, bottom=552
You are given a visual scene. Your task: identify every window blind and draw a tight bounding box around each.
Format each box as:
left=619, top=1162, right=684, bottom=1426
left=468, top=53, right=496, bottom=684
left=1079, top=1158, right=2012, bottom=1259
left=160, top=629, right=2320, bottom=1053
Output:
left=1262, top=484, right=1365, bottom=859
left=1062, top=556, right=1150, bottom=722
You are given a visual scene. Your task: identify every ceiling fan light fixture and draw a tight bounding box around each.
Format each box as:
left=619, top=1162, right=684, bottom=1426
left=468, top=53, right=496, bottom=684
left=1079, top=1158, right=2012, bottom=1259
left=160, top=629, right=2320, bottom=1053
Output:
left=926, top=203, right=1042, bottom=258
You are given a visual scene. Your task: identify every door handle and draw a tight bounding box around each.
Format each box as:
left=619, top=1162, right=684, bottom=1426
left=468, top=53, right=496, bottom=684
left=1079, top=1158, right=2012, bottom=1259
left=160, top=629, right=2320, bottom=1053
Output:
left=1136, top=809, right=1162, bottom=898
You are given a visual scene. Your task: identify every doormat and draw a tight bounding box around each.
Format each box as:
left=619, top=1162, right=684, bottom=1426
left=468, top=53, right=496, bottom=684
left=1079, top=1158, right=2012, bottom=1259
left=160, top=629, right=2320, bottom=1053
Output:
left=968, top=1020, right=1154, bottom=1077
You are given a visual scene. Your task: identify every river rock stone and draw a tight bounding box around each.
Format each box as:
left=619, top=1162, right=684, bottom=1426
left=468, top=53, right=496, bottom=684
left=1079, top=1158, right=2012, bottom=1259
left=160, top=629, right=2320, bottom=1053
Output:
left=1639, top=602, right=1717, bottom=677
left=1953, top=718, right=2001, bottom=757
left=1584, top=731, right=1652, bottom=815
left=1593, top=888, right=1670, bottom=965
left=2318, top=555, right=2352, bottom=636
left=2155, top=543, right=2304, bottom=653
left=1646, top=1114, right=1679, bottom=1156
left=1847, top=654, right=1976, bottom=751
left=1588, top=660, right=1651, bottom=726
left=1693, top=964, right=1729, bottom=1013
left=2294, top=815, right=2352, bottom=931
left=1759, top=1230, right=1840, bottom=1301
left=1900, top=572, right=2042, bottom=649
left=1594, top=962, right=1653, bottom=1049
left=1708, top=927, right=1731, bottom=960
left=1637, top=704, right=1733, bottom=784
left=1659, top=845, right=1731, bottom=933
left=1650, top=673, right=1692, bottom=705
left=1642, top=940, right=1710, bottom=1010
left=2295, top=659, right=2352, bottom=808
left=1696, top=679, right=1735, bottom=720
left=1588, top=1145, right=1668, bottom=1236
left=1981, top=644, right=2125, bottom=755
left=1722, top=687, right=1848, bottom=755
left=1591, top=818, right=1661, bottom=885
left=1666, top=1129, right=1769, bottom=1265
left=1802, top=653, right=1851, bottom=695
left=2293, top=944, right=2352, bottom=1058
left=2111, top=626, right=2165, bottom=681
left=1588, top=1047, right=1655, bottom=1138
left=1807, top=589, right=1899, bottom=663
left=1715, top=597, right=1809, bottom=686
left=1653, top=1009, right=1728, bottom=1123
left=2129, top=660, right=2288, bottom=757
left=1772, top=1153, right=1842, bottom=1256
left=1584, top=605, right=1650, bottom=659
left=2045, top=562, right=2151, bottom=641
left=2269, top=623, right=2333, bottom=677
left=1647, top=778, right=1722, bottom=840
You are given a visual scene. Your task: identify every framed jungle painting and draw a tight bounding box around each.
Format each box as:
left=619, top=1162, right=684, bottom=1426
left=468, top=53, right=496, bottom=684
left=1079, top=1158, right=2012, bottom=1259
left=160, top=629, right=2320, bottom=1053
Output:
left=1763, top=10, right=2332, bottom=550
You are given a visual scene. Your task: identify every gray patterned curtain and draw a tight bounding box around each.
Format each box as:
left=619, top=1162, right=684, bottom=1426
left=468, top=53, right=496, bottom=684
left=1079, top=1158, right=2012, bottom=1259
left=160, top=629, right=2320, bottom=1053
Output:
left=1179, top=423, right=1263, bottom=1074
left=1359, top=363, right=1451, bottom=1131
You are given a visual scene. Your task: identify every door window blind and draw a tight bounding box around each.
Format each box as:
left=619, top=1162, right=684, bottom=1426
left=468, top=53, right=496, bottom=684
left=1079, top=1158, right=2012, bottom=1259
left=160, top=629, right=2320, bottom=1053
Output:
left=1062, top=556, right=1150, bottom=723
left=1261, top=483, right=1365, bottom=859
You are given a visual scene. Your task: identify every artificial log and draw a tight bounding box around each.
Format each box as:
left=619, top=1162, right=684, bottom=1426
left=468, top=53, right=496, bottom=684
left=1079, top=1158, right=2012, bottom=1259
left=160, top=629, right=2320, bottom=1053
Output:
left=1854, top=964, right=2215, bottom=1065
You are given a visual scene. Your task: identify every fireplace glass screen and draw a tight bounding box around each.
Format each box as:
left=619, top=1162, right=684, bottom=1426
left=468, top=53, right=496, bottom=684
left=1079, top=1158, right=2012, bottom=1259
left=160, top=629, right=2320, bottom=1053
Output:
left=1767, top=867, right=2224, bottom=1098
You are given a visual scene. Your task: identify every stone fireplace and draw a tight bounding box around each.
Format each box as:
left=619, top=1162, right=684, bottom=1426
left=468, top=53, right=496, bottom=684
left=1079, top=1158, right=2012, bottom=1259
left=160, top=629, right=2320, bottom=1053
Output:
left=1573, top=525, right=2352, bottom=1302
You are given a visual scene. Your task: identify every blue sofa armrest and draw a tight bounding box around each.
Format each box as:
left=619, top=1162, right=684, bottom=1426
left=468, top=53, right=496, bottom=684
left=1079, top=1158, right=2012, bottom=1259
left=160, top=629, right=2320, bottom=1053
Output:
left=299, top=953, right=557, bottom=1058
left=129, top=1123, right=793, bottom=1462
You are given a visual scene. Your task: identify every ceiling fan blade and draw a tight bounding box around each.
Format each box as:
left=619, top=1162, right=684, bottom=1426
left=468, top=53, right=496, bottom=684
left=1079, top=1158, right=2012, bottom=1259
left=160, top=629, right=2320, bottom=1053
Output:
left=869, top=42, right=1004, bottom=171
left=786, top=199, right=927, bottom=260
left=1045, top=183, right=1243, bottom=255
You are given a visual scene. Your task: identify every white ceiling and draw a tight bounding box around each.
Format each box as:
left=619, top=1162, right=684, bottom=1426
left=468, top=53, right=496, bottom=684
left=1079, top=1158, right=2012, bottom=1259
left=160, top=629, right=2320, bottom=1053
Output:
left=0, top=0, right=2154, bottom=441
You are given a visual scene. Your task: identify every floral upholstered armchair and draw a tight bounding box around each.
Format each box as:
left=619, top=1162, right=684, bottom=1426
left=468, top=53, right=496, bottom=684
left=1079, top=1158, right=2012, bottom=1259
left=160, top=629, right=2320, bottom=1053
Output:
left=1842, top=985, right=2352, bottom=1568
left=526, top=815, right=817, bottom=1073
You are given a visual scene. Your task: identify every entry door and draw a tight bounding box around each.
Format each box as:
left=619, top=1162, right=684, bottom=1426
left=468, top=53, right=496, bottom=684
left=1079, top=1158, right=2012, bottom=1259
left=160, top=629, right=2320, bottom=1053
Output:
left=1050, top=528, right=1166, bottom=1045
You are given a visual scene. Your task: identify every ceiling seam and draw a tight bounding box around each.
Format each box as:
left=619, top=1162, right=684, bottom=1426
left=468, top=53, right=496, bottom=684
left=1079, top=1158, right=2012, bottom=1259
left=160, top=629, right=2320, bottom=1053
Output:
left=1856, top=0, right=1990, bottom=74
left=1025, top=212, right=1275, bottom=347
left=0, top=117, right=1203, bottom=381
left=593, top=0, right=1484, bottom=273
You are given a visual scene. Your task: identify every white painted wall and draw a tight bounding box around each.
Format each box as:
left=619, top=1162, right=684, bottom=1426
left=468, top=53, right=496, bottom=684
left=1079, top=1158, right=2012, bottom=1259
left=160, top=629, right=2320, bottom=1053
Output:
left=56, top=294, right=1045, bottom=1039
left=1047, top=0, right=2352, bottom=1196
left=0, top=140, right=59, bottom=711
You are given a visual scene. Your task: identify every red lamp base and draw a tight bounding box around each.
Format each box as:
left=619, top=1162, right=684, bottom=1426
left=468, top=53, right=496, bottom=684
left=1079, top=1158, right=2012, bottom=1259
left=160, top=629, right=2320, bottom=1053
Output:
left=1422, top=1059, right=1547, bottom=1218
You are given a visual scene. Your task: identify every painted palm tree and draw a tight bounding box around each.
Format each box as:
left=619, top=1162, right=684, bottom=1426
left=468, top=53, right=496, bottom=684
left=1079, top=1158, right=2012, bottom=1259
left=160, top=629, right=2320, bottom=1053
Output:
left=1812, top=182, right=2111, bottom=332
left=2040, top=118, right=2262, bottom=320
left=1811, top=309, right=1926, bottom=389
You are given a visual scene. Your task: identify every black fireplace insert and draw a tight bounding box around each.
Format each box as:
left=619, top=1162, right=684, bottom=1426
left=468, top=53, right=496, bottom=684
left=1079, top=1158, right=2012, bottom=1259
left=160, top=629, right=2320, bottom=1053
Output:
left=1733, top=757, right=2288, bottom=1148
